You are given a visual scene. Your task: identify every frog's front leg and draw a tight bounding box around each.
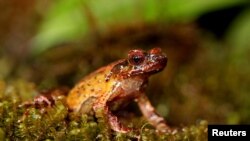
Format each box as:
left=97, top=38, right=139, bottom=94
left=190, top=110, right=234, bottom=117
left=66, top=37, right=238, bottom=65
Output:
left=93, top=102, right=131, bottom=133
left=136, top=93, right=171, bottom=133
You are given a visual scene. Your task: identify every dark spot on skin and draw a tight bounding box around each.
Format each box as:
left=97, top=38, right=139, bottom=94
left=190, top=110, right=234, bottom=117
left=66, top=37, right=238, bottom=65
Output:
left=87, top=83, right=91, bottom=86
left=105, top=75, right=109, bottom=82
left=90, top=89, right=94, bottom=92
left=75, top=89, right=81, bottom=97
left=81, top=86, right=86, bottom=91
left=105, top=72, right=113, bottom=82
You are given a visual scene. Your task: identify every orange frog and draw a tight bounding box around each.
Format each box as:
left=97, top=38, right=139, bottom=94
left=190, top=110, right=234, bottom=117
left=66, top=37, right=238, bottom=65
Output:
left=66, top=48, right=170, bottom=133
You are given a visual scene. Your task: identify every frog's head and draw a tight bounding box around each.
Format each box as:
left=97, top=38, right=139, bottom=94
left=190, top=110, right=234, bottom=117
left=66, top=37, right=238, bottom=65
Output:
left=112, top=48, right=167, bottom=78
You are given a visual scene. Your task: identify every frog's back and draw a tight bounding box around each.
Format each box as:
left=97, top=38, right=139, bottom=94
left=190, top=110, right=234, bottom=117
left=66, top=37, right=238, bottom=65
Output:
left=66, top=64, right=117, bottom=112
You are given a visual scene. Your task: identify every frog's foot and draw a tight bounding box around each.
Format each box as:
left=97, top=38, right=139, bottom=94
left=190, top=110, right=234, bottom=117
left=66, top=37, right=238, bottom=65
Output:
left=107, top=111, right=132, bottom=133
left=155, top=122, right=172, bottom=133
left=153, top=117, right=172, bottom=133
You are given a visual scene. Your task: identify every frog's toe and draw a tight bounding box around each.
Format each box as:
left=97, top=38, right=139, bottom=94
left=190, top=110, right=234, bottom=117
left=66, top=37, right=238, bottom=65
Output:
left=156, top=123, right=172, bottom=133
left=112, top=125, right=132, bottom=133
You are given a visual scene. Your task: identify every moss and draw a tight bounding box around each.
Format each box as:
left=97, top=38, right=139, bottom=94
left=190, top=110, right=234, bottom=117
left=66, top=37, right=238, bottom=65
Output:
left=0, top=80, right=208, bottom=140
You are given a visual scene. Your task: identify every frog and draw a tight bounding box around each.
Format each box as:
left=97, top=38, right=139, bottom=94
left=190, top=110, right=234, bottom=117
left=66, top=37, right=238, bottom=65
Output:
left=66, top=48, right=170, bottom=133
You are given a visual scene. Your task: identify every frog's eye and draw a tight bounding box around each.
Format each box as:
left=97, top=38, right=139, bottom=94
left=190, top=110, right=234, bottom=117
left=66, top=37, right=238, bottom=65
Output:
left=128, top=50, right=145, bottom=65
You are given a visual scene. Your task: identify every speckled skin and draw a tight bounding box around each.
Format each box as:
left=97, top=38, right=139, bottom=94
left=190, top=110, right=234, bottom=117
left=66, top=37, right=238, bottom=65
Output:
left=66, top=48, right=170, bottom=133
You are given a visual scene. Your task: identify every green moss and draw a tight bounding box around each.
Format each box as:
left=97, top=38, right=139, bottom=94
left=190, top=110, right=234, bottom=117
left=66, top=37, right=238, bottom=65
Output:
left=0, top=81, right=208, bottom=140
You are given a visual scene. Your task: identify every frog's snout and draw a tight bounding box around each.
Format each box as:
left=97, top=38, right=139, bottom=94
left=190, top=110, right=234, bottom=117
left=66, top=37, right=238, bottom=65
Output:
left=146, top=49, right=168, bottom=74
left=149, top=48, right=168, bottom=66
left=155, top=54, right=168, bottom=68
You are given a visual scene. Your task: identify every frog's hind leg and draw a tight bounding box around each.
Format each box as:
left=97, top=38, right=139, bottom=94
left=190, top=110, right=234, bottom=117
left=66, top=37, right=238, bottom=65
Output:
left=136, top=93, right=171, bottom=133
